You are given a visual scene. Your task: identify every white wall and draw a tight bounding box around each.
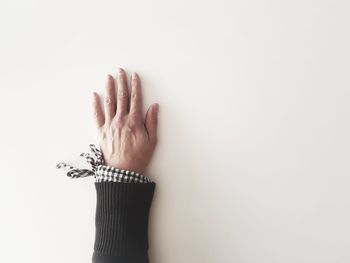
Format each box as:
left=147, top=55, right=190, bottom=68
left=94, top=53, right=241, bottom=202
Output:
left=0, top=0, right=349, bottom=262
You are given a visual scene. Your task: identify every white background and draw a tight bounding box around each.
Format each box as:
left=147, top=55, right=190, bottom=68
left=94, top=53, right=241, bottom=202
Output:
left=0, top=0, right=349, bottom=262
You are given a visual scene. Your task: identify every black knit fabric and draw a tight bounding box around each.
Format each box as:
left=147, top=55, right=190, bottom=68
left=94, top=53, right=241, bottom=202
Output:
left=92, top=182, right=156, bottom=263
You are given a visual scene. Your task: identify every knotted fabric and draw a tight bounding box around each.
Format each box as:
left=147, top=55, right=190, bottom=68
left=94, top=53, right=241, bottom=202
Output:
left=56, top=144, right=152, bottom=183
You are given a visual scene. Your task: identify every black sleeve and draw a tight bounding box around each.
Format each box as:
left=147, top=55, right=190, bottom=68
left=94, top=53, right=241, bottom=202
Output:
left=92, top=182, right=156, bottom=263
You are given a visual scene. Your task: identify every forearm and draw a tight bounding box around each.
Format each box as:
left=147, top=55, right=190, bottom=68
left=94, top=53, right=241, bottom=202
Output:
left=57, top=145, right=157, bottom=263
left=93, top=182, right=156, bottom=263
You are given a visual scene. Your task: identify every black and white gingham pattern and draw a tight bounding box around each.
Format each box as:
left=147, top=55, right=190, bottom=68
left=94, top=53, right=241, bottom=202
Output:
left=56, top=144, right=153, bottom=183
left=95, top=165, right=152, bottom=183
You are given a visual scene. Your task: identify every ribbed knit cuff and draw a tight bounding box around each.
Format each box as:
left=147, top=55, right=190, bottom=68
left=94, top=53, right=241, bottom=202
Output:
left=92, top=182, right=156, bottom=263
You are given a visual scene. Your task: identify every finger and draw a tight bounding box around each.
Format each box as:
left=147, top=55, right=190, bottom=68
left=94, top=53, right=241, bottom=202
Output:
left=104, top=74, right=116, bottom=123
left=116, top=67, right=129, bottom=118
left=144, top=103, right=159, bottom=145
left=129, top=72, right=143, bottom=123
left=92, top=91, right=105, bottom=128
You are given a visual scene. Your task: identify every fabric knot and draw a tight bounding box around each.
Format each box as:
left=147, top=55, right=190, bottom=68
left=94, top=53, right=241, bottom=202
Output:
left=56, top=144, right=105, bottom=179
left=56, top=143, right=153, bottom=183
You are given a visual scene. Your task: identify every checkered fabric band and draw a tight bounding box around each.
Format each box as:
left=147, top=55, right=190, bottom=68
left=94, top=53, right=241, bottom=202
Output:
left=56, top=144, right=153, bottom=183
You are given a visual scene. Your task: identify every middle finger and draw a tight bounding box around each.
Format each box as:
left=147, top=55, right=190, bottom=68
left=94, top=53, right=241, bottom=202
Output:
left=116, top=67, right=129, bottom=118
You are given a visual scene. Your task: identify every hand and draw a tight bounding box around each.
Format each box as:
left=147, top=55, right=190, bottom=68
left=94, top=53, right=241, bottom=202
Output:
left=92, top=68, right=159, bottom=175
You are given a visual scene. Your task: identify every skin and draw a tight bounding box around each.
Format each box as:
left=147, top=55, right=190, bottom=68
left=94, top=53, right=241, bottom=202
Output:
left=92, top=67, right=159, bottom=174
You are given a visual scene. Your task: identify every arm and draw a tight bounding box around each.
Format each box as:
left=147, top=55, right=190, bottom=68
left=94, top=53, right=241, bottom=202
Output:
left=91, top=68, right=159, bottom=263
left=93, top=181, right=155, bottom=263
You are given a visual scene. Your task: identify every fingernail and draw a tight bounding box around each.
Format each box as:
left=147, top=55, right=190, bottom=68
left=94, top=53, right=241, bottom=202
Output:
left=106, top=74, right=112, bottom=82
left=154, top=103, right=159, bottom=112
left=132, top=72, right=137, bottom=80
left=118, top=67, right=124, bottom=75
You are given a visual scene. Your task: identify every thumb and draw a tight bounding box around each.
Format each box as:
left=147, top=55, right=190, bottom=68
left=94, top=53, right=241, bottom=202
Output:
left=144, top=103, right=159, bottom=145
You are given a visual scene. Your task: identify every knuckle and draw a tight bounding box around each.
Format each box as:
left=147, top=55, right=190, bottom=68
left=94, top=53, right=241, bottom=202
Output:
left=105, top=97, right=112, bottom=105
left=116, top=122, right=125, bottom=130
left=131, top=90, right=137, bottom=99
left=128, top=110, right=139, bottom=118
left=127, top=120, right=138, bottom=129
left=118, top=89, right=128, bottom=99
left=111, top=118, right=124, bottom=129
